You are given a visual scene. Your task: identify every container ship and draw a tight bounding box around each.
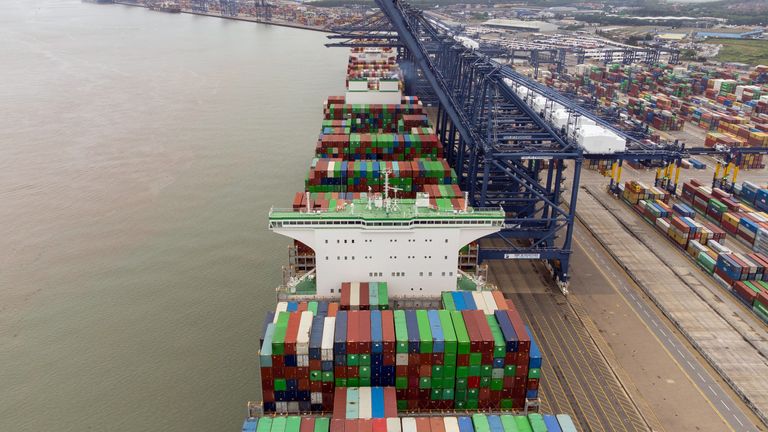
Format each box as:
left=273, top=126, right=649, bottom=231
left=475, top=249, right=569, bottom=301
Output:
left=243, top=47, right=582, bottom=431
left=149, top=1, right=181, bottom=13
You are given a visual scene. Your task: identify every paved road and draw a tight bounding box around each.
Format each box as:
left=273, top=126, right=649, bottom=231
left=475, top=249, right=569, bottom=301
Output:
left=489, top=256, right=651, bottom=432
left=574, top=222, right=759, bottom=432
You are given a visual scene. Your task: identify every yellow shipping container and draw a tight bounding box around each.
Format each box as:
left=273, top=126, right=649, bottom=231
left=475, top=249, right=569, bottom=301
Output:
left=722, top=212, right=740, bottom=226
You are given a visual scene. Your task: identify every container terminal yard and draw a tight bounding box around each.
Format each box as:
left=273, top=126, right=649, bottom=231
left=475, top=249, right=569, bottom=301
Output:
left=83, top=1, right=768, bottom=431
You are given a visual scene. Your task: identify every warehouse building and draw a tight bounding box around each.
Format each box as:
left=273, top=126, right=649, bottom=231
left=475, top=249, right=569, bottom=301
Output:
left=695, top=27, right=764, bottom=40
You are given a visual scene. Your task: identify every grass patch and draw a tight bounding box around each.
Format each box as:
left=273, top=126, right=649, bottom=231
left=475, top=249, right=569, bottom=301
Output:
left=706, top=38, right=768, bottom=66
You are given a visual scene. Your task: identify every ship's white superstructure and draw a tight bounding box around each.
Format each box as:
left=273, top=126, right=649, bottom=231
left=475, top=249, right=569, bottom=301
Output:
left=345, top=48, right=403, bottom=105
left=269, top=197, right=503, bottom=297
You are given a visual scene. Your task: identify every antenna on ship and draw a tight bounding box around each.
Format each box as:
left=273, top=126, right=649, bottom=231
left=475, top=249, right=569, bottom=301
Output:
left=367, top=186, right=373, bottom=211
left=383, top=169, right=401, bottom=213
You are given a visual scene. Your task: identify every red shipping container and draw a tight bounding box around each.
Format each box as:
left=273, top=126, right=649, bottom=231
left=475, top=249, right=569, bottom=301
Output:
left=333, top=387, right=347, bottom=419
left=347, top=311, right=358, bottom=355
left=372, top=420, right=387, bottom=432
left=284, top=312, right=301, bottom=355
left=415, top=417, right=431, bottom=432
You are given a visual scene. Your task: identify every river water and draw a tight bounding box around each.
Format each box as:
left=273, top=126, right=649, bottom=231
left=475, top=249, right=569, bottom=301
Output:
left=0, top=1, right=347, bottom=430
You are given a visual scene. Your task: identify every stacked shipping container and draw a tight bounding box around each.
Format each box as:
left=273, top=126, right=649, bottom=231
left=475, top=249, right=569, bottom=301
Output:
left=305, top=158, right=457, bottom=196
left=681, top=180, right=768, bottom=253
left=244, top=413, right=579, bottom=432
left=616, top=183, right=768, bottom=324
left=259, top=290, right=543, bottom=414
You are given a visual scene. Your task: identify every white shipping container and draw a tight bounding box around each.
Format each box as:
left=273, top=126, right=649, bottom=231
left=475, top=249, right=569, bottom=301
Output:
left=358, top=386, right=372, bottom=419
left=471, top=291, right=487, bottom=314
left=274, top=302, right=288, bottom=323
left=298, top=354, right=309, bottom=367
left=401, top=418, right=417, bottom=432
left=350, top=282, right=360, bottom=309
left=387, top=418, right=402, bottom=432
left=396, top=353, right=408, bottom=366
left=296, top=311, right=313, bottom=355
left=311, top=392, right=323, bottom=404
left=482, top=291, right=498, bottom=313
left=443, top=417, right=459, bottom=432
left=321, top=317, right=336, bottom=361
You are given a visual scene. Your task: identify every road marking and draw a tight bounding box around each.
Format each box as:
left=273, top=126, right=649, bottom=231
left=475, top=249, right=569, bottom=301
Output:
left=642, top=309, right=650, bottom=317
left=698, top=372, right=705, bottom=381
left=652, top=320, right=659, bottom=328
left=659, top=329, right=667, bottom=337
left=708, top=385, right=716, bottom=394
left=686, top=360, right=694, bottom=368
left=734, top=416, right=744, bottom=427
left=721, top=400, right=731, bottom=411
left=573, top=235, right=737, bottom=432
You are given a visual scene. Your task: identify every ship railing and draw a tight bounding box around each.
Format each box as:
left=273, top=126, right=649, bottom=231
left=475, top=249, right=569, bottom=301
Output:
left=268, top=205, right=504, bottom=217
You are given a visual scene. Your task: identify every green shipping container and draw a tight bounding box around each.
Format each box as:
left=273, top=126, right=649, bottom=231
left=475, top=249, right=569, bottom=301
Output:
left=527, top=414, right=547, bottom=432
left=270, top=417, right=287, bottom=432
left=500, top=415, right=518, bottom=432
left=439, top=310, right=457, bottom=354
left=285, top=417, right=301, bottom=432
left=442, top=292, right=456, bottom=311
left=416, top=310, right=433, bottom=353
left=472, top=414, right=491, bottom=432
left=257, top=418, right=272, bottom=432
left=314, top=418, right=329, bottom=432
left=514, top=416, right=533, bottom=432
left=394, top=310, right=408, bottom=353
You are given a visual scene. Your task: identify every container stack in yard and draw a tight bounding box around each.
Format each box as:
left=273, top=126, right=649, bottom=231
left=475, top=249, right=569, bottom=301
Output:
left=681, top=179, right=768, bottom=251
left=242, top=46, right=581, bottom=430
left=615, top=179, right=768, bottom=324
left=542, top=62, right=768, bottom=168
